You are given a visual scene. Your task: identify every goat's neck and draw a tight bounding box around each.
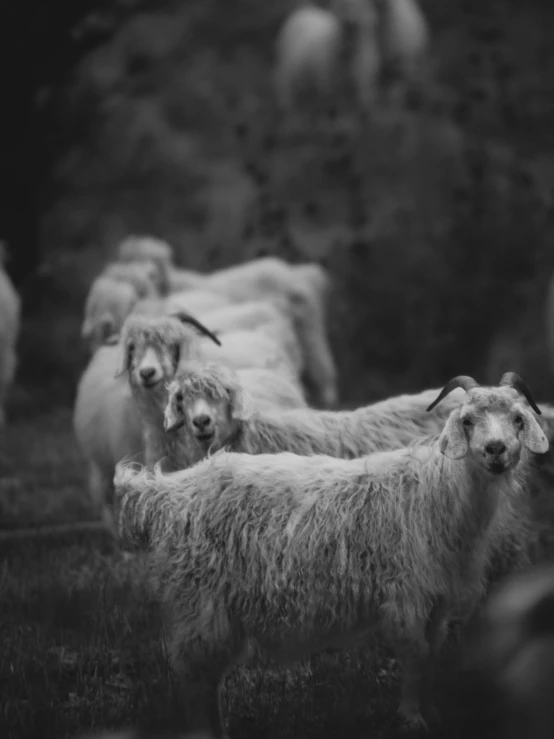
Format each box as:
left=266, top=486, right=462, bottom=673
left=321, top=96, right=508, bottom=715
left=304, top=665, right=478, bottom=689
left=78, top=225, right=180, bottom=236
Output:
left=132, top=382, right=166, bottom=430
left=420, top=447, right=527, bottom=586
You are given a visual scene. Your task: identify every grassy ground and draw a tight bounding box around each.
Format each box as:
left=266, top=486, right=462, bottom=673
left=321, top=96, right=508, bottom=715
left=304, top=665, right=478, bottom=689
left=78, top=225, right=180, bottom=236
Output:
left=2, top=406, right=549, bottom=739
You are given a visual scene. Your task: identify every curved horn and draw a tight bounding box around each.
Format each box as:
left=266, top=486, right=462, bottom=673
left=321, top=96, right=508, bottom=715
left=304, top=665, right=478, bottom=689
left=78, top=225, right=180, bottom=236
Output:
left=426, top=375, right=480, bottom=412
left=500, top=371, right=542, bottom=415
left=170, top=311, right=222, bottom=346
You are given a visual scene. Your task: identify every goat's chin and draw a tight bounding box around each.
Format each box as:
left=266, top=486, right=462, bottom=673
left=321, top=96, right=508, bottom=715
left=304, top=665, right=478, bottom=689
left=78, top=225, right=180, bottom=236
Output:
left=131, top=375, right=163, bottom=390
left=484, top=458, right=517, bottom=476
left=194, top=431, right=216, bottom=446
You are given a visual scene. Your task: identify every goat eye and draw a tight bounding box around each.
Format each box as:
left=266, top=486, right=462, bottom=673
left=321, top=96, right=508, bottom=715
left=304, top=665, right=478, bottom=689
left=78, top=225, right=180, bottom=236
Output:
left=462, top=418, right=473, bottom=427
left=173, top=344, right=181, bottom=363
left=175, top=391, right=183, bottom=403
left=514, top=414, right=523, bottom=425
left=128, top=342, right=135, bottom=353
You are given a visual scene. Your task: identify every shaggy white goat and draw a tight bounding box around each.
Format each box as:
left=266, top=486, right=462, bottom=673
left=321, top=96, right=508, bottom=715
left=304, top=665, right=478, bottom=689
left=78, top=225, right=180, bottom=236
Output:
left=114, top=312, right=222, bottom=472
left=114, top=373, right=549, bottom=735
left=164, top=257, right=337, bottom=407
left=163, top=360, right=465, bottom=466
left=199, top=299, right=304, bottom=375
left=82, top=276, right=138, bottom=353
left=115, top=313, right=303, bottom=472
left=73, top=344, right=144, bottom=533
left=103, top=261, right=161, bottom=299
left=0, top=245, right=20, bottom=427
left=164, top=367, right=542, bottom=584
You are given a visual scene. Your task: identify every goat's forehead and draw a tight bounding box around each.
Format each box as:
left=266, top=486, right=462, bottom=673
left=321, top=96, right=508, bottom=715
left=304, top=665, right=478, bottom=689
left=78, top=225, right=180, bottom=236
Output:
left=126, top=321, right=182, bottom=344
left=463, top=388, right=521, bottom=416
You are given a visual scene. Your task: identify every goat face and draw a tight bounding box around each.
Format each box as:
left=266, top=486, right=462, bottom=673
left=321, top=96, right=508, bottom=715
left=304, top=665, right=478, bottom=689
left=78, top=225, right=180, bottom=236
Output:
left=440, top=388, right=548, bottom=474
left=115, top=321, right=184, bottom=391
left=164, top=362, right=246, bottom=447
left=164, top=387, right=236, bottom=449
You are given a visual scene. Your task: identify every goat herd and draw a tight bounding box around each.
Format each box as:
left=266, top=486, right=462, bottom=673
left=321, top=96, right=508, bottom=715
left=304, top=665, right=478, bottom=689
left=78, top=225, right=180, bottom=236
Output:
left=3, top=235, right=554, bottom=738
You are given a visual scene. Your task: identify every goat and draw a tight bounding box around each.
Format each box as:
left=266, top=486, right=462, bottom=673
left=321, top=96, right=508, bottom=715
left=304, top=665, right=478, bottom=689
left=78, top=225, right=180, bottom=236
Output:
left=114, top=372, right=548, bottom=735
left=163, top=360, right=465, bottom=466
left=160, top=257, right=337, bottom=407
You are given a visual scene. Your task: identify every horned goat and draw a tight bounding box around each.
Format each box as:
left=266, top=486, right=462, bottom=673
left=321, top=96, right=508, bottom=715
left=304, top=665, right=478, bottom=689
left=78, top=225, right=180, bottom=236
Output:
left=468, top=565, right=554, bottom=739
left=0, top=243, right=20, bottom=427
left=164, top=367, right=542, bottom=587
left=163, top=360, right=465, bottom=466
left=114, top=312, right=222, bottom=472
left=115, top=314, right=304, bottom=472
left=114, top=372, right=549, bottom=735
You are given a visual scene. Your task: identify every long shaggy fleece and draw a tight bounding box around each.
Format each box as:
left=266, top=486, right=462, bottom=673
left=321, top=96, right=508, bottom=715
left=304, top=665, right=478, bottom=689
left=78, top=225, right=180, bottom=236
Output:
left=166, top=256, right=337, bottom=407
left=114, top=425, right=530, bottom=733
left=167, top=366, right=543, bottom=598
left=168, top=364, right=466, bottom=464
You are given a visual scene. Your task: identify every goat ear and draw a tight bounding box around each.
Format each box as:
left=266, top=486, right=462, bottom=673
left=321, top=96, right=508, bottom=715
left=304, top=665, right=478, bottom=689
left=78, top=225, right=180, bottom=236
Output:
left=439, top=410, right=468, bottom=459
left=114, top=342, right=131, bottom=378
left=104, top=332, right=120, bottom=347
left=164, top=398, right=183, bottom=433
left=521, top=409, right=549, bottom=454
left=229, top=386, right=252, bottom=421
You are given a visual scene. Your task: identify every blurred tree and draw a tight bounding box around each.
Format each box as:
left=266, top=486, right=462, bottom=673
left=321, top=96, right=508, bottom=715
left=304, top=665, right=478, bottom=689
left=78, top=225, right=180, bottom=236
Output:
left=0, top=1, right=157, bottom=287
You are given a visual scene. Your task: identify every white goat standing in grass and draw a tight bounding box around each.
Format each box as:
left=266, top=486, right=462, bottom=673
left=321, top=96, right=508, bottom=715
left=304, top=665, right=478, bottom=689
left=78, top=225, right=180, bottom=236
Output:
left=114, top=372, right=548, bottom=735
left=0, top=242, right=20, bottom=428
left=164, top=366, right=544, bottom=586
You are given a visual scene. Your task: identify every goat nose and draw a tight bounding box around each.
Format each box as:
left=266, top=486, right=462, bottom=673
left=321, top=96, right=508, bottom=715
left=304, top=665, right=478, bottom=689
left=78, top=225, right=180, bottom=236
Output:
left=486, top=441, right=507, bottom=455
left=193, top=414, right=211, bottom=430
left=139, top=367, right=156, bottom=380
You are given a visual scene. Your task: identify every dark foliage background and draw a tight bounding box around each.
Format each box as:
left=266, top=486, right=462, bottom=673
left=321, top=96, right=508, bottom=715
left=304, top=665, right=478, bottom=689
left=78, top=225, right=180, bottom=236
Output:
left=7, top=0, right=554, bottom=411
